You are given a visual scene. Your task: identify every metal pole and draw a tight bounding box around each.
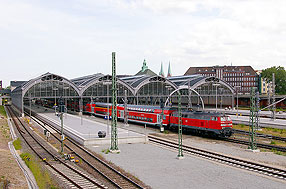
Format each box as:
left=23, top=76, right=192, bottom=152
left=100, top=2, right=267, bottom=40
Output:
left=188, top=79, right=191, bottom=109
left=160, top=98, right=164, bottom=133
left=216, top=85, right=218, bottom=112
left=124, top=90, right=128, bottom=126
left=237, top=90, right=238, bottom=117
left=272, top=73, right=276, bottom=120
left=60, top=112, right=64, bottom=153
left=220, top=89, right=222, bottom=110
left=29, top=92, right=31, bottom=123
left=80, top=97, right=83, bottom=125
left=54, top=89, right=57, bottom=115
left=110, top=52, right=119, bottom=152
left=177, top=92, right=184, bottom=159
left=248, top=87, right=257, bottom=151
left=107, top=84, right=109, bottom=135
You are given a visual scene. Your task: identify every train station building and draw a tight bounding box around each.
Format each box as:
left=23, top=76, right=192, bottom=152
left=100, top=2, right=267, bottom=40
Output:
left=11, top=60, right=235, bottom=114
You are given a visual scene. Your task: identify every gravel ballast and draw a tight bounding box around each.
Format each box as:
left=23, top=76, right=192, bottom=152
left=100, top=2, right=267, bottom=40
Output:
left=89, top=142, right=286, bottom=189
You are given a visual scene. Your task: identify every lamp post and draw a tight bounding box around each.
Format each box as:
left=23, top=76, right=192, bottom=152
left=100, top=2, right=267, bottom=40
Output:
left=219, top=88, right=223, bottom=110
left=234, top=86, right=241, bottom=117
left=63, top=86, right=69, bottom=119
left=213, top=83, right=220, bottom=112
left=53, top=88, right=58, bottom=115
left=29, top=91, right=32, bottom=123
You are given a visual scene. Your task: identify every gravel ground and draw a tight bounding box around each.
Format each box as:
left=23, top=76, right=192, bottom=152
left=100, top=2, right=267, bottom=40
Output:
left=90, top=143, right=286, bottom=189
left=0, top=117, right=28, bottom=189
left=85, top=113, right=286, bottom=168
left=159, top=133, right=286, bottom=168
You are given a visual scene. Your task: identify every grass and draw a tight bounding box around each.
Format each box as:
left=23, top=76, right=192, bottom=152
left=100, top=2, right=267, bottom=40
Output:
left=13, top=138, right=22, bottom=150
left=271, top=149, right=286, bottom=156
left=163, top=130, right=169, bottom=134
left=233, top=124, right=286, bottom=138
left=102, top=149, right=110, bottom=154
left=20, top=152, right=57, bottom=189
left=270, top=140, right=276, bottom=145
left=0, top=105, right=7, bottom=118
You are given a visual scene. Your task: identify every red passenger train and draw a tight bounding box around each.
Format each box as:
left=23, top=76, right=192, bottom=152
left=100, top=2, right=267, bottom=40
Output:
left=84, top=102, right=233, bottom=137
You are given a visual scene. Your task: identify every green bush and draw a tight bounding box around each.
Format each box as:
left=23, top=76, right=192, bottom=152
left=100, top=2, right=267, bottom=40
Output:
left=13, top=138, right=22, bottom=150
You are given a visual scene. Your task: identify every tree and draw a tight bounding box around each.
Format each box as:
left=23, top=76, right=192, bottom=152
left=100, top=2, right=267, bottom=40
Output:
left=261, top=66, right=286, bottom=95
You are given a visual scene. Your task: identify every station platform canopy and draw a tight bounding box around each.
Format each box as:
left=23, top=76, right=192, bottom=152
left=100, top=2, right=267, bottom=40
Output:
left=11, top=72, right=235, bottom=113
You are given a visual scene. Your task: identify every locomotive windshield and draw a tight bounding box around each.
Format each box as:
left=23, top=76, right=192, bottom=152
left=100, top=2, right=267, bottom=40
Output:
left=221, top=116, right=231, bottom=121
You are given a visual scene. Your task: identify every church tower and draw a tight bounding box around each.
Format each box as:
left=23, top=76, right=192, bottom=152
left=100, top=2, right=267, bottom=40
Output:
left=159, top=62, right=165, bottom=77
left=167, top=61, right=172, bottom=77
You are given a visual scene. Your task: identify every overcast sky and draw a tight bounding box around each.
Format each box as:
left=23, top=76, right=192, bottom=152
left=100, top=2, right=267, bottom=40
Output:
left=1, top=0, right=286, bottom=87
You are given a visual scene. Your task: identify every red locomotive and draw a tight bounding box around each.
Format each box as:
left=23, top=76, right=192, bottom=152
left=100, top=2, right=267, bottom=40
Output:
left=170, top=111, right=233, bottom=137
left=84, top=102, right=233, bottom=137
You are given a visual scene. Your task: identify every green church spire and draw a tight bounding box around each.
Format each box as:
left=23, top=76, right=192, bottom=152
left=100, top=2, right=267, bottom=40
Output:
left=159, top=62, right=165, bottom=77
left=167, top=61, right=172, bottom=77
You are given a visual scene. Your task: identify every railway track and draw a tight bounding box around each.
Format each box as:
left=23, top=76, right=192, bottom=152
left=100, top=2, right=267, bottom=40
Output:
left=24, top=108, right=145, bottom=189
left=233, top=129, right=286, bottom=142
left=7, top=106, right=106, bottom=189
left=224, top=138, right=286, bottom=152
left=148, top=135, right=286, bottom=181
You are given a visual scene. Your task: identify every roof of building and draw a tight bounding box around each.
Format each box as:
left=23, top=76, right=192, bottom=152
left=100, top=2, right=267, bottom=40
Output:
left=184, top=65, right=258, bottom=75
left=71, top=73, right=104, bottom=89
left=168, top=75, right=205, bottom=86
left=135, top=59, right=157, bottom=76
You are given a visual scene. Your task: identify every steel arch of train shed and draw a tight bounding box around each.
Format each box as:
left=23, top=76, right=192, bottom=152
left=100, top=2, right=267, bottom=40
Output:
left=192, top=76, right=234, bottom=94
left=133, top=75, right=178, bottom=94
left=164, top=87, right=205, bottom=109
left=13, top=72, right=81, bottom=115
left=79, top=75, right=135, bottom=97
left=164, top=76, right=235, bottom=108
left=131, top=75, right=178, bottom=105
left=22, top=72, right=81, bottom=98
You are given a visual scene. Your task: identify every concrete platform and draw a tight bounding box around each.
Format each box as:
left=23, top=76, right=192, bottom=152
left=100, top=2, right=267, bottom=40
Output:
left=38, top=112, right=146, bottom=146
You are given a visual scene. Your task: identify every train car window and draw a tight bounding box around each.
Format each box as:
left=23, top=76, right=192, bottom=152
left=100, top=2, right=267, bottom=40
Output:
left=211, top=117, right=217, bottom=121
left=150, top=118, right=153, bottom=122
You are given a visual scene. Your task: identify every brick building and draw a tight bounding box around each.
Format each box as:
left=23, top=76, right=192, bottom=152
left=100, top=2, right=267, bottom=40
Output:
left=184, top=66, right=259, bottom=94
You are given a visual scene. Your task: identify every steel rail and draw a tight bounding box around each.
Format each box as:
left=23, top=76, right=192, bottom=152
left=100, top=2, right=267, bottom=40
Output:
left=8, top=107, right=105, bottom=189
left=25, top=108, right=145, bottom=189
left=148, top=135, right=286, bottom=180
left=233, top=129, right=286, bottom=142
left=223, top=138, right=286, bottom=152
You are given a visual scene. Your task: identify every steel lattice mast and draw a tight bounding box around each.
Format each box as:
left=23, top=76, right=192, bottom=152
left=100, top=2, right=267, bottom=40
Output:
left=110, top=52, right=119, bottom=151
left=272, top=73, right=276, bottom=120
left=177, top=93, right=184, bottom=159
left=249, top=87, right=257, bottom=150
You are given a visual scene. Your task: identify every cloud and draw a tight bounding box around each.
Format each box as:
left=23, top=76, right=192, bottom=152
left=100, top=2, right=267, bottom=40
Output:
left=0, top=0, right=285, bottom=87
